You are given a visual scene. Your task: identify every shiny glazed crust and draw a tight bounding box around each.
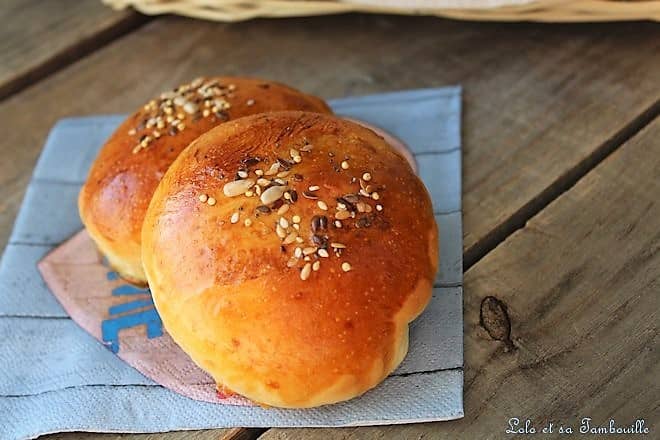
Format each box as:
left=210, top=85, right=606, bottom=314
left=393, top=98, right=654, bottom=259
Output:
left=78, top=77, right=331, bottom=284
left=142, top=112, right=438, bottom=408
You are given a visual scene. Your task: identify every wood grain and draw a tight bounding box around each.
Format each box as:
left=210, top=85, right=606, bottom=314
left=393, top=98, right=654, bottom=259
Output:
left=0, top=0, right=147, bottom=100
left=45, top=427, right=265, bottom=440
left=262, top=119, right=660, bottom=438
left=1, top=15, right=658, bottom=257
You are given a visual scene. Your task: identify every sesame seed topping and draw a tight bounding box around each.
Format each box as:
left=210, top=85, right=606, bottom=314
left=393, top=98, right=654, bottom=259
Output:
left=317, top=201, right=328, bottom=211
left=260, top=185, right=288, bottom=205
left=246, top=99, right=255, bottom=106
left=237, top=170, right=249, bottom=178
left=277, top=204, right=290, bottom=215
left=341, top=160, right=350, bottom=170
left=207, top=197, right=216, bottom=206
left=341, top=262, right=352, bottom=272
left=318, top=249, right=329, bottom=258
left=292, top=215, right=301, bottom=224
left=300, top=263, right=312, bottom=281
left=255, top=169, right=264, bottom=176
left=330, top=242, right=346, bottom=249
left=308, top=185, right=320, bottom=192
left=371, top=192, right=380, bottom=200
left=362, top=172, right=372, bottom=181
left=303, top=247, right=317, bottom=256
left=230, top=212, right=240, bottom=223
left=294, top=247, right=303, bottom=258
left=279, top=217, right=289, bottom=228
left=198, top=194, right=208, bottom=203
left=223, top=179, right=255, bottom=197
left=334, top=220, right=343, bottom=228
left=335, top=210, right=351, bottom=220
left=276, top=224, right=287, bottom=238
left=376, top=204, right=383, bottom=211
left=264, top=162, right=280, bottom=176
left=312, top=261, right=321, bottom=271
left=283, top=232, right=298, bottom=244
left=244, top=218, right=252, bottom=227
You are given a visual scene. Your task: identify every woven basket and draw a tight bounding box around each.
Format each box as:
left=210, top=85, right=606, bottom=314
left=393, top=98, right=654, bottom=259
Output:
left=104, top=0, right=660, bottom=22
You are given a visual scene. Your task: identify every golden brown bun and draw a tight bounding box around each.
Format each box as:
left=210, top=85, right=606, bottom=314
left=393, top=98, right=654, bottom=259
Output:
left=78, top=77, right=332, bottom=284
left=142, top=111, right=439, bottom=408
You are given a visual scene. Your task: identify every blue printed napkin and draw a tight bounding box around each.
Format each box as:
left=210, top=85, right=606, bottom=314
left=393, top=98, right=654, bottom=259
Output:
left=0, top=87, right=463, bottom=440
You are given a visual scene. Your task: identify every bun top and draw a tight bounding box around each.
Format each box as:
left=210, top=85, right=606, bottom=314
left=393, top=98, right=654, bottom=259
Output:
left=78, top=77, right=331, bottom=283
left=142, top=111, right=438, bottom=408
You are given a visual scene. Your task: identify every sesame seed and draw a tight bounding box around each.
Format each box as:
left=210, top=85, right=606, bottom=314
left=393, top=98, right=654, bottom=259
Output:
left=308, top=185, right=320, bottom=192
left=207, top=197, right=216, bottom=206
left=255, top=169, right=264, bottom=176
left=294, top=247, right=303, bottom=258
left=330, top=242, right=346, bottom=249
left=296, top=236, right=304, bottom=243
left=256, top=178, right=271, bottom=187
left=230, top=212, right=240, bottom=223
left=277, top=204, right=290, bottom=215
left=292, top=215, right=301, bottom=223
left=264, top=162, right=280, bottom=176
left=318, top=249, right=329, bottom=258
left=289, top=148, right=299, bottom=158
left=277, top=170, right=290, bottom=178
left=245, top=190, right=254, bottom=197
left=237, top=170, right=249, bottom=178
left=244, top=218, right=252, bottom=227
left=300, top=263, right=312, bottom=280
left=223, top=179, right=255, bottom=197
left=246, top=99, right=255, bottom=106
left=293, top=224, right=300, bottom=230
left=362, top=172, right=372, bottom=181
left=341, top=160, right=350, bottom=170
left=287, top=257, right=298, bottom=268
left=276, top=224, right=287, bottom=238
left=260, top=185, right=288, bottom=205
left=371, top=192, right=380, bottom=200
left=293, top=155, right=302, bottom=163
left=317, top=201, right=328, bottom=211
left=283, top=192, right=291, bottom=200
left=283, top=232, right=298, bottom=244
left=303, top=247, right=317, bottom=256
left=376, top=204, right=383, bottom=211
left=335, top=210, right=351, bottom=220
left=198, top=194, right=208, bottom=203
left=279, top=217, right=289, bottom=228
left=312, top=261, right=321, bottom=271
left=334, top=220, right=343, bottom=228
left=341, top=262, right=352, bottom=272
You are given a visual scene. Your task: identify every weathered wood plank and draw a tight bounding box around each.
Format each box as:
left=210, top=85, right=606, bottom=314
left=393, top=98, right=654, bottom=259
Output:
left=262, top=119, right=660, bottom=438
left=1, top=15, right=658, bottom=256
left=0, top=0, right=147, bottom=100
left=45, top=427, right=265, bottom=440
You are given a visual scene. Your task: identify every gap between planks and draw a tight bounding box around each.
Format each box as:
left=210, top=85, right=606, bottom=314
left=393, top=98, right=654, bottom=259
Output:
left=0, top=12, right=151, bottom=102
left=463, top=97, right=660, bottom=271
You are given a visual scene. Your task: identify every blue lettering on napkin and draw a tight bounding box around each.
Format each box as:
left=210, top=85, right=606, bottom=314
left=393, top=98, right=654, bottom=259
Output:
left=101, top=270, right=163, bottom=353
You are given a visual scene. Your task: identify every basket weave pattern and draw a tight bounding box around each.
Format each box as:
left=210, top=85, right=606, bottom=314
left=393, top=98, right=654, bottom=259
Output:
left=104, top=0, right=660, bottom=22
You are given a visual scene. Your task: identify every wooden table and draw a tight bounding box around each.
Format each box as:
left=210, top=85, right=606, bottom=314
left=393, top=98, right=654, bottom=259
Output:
left=1, top=1, right=658, bottom=439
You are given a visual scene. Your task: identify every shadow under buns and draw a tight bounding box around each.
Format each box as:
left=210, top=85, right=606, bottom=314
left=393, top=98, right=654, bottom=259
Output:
left=78, top=77, right=332, bottom=284
left=142, top=111, right=439, bottom=408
